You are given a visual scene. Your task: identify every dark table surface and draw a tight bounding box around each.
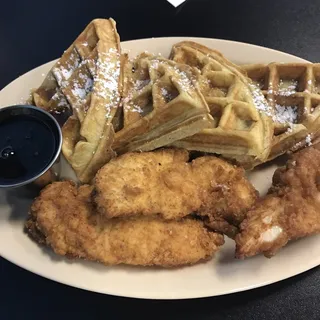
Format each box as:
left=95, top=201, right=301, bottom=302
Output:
left=1, top=0, right=320, bottom=319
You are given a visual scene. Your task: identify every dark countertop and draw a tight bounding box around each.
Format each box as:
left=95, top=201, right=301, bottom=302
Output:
left=1, top=0, right=320, bottom=319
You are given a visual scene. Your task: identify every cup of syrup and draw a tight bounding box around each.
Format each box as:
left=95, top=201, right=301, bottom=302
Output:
left=0, top=105, right=62, bottom=188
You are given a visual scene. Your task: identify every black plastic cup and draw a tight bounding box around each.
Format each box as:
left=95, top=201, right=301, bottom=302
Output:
left=0, top=105, right=62, bottom=188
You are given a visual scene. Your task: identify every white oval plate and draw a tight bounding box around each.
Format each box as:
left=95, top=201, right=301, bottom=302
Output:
left=0, top=37, right=318, bottom=300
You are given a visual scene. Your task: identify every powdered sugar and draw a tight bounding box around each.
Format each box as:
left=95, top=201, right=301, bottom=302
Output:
left=286, top=127, right=293, bottom=134
left=150, top=60, right=159, bottom=70
left=130, top=104, right=144, bottom=113
left=71, top=76, right=93, bottom=99
left=249, top=83, right=272, bottom=117
left=60, top=68, right=74, bottom=82
left=278, top=79, right=298, bottom=96
left=57, top=99, right=68, bottom=107
left=293, top=141, right=303, bottom=149
left=12, top=97, right=26, bottom=105
left=292, top=134, right=313, bottom=150
left=273, top=104, right=298, bottom=124
left=173, top=67, right=193, bottom=91
left=51, top=90, right=69, bottom=107
left=53, top=51, right=80, bottom=87
left=306, top=134, right=312, bottom=146
left=161, top=87, right=169, bottom=97
left=135, top=79, right=150, bottom=90
left=94, top=48, right=120, bottom=103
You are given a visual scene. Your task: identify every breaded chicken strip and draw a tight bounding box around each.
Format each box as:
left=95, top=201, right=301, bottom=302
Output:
left=94, top=149, right=257, bottom=237
left=236, top=143, right=320, bottom=258
left=26, top=181, right=223, bottom=267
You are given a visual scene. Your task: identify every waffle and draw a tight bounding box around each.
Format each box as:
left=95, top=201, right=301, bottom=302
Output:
left=243, top=63, right=320, bottom=161
left=169, top=41, right=274, bottom=168
left=31, top=19, right=122, bottom=183
left=112, top=53, right=214, bottom=154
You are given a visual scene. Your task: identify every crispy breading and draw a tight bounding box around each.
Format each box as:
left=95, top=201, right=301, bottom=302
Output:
left=236, top=143, right=320, bottom=258
left=94, top=148, right=258, bottom=237
left=26, top=181, right=223, bottom=267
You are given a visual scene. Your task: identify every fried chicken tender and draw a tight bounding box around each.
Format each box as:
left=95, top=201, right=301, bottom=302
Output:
left=26, top=181, right=223, bottom=267
left=94, top=148, right=257, bottom=237
left=236, top=143, right=320, bottom=258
